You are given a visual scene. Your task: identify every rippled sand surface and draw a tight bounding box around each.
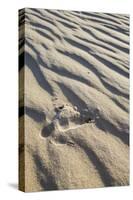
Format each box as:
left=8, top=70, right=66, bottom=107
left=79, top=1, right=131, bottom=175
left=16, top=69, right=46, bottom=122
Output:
left=19, top=8, right=129, bottom=192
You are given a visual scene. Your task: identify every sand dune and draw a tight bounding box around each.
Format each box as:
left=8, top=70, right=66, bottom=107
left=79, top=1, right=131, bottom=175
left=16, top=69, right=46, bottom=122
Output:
left=19, top=8, right=129, bottom=192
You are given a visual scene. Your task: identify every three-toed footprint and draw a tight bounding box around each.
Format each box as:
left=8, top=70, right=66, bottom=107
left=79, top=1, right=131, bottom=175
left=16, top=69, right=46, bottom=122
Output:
left=41, top=102, right=95, bottom=139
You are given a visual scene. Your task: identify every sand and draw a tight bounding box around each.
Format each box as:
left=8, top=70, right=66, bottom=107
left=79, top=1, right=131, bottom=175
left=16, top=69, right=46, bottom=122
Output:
left=19, top=8, right=129, bottom=192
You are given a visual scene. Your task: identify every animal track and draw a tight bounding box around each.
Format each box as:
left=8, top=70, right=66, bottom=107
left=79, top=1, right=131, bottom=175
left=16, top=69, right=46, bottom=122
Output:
left=41, top=102, right=96, bottom=139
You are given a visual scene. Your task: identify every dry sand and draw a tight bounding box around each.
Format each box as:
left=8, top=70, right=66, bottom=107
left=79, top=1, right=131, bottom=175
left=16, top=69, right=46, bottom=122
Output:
left=19, top=8, right=129, bottom=192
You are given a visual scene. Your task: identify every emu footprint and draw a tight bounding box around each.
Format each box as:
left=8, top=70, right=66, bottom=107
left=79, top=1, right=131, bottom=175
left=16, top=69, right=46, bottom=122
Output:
left=41, top=103, right=96, bottom=138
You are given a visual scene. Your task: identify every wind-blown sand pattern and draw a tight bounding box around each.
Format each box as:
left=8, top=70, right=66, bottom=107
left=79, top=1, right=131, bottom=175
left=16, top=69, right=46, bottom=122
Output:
left=19, top=8, right=129, bottom=192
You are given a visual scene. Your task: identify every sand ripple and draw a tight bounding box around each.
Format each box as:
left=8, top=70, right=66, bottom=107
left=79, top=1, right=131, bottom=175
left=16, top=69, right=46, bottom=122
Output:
left=19, top=8, right=129, bottom=192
